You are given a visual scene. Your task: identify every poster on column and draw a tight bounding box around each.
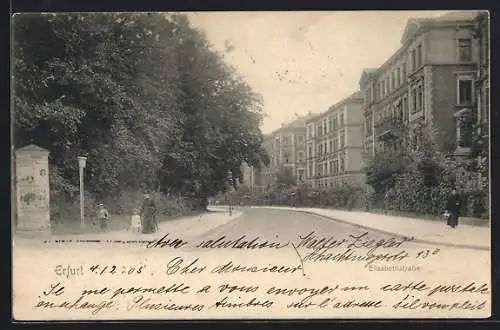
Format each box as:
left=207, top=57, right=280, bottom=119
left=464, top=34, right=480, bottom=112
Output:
left=11, top=10, right=491, bottom=321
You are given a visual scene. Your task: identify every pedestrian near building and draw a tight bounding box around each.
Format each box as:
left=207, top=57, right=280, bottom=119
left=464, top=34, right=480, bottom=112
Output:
left=140, top=193, right=157, bottom=234
left=384, top=188, right=390, bottom=214
left=363, top=184, right=375, bottom=211
left=445, top=189, right=462, bottom=228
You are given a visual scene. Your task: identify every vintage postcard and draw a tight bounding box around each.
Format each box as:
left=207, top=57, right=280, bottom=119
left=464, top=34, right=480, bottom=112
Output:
left=11, top=10, right=491, bottom=320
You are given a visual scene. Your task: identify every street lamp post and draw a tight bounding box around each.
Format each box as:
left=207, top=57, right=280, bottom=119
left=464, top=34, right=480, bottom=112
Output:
left=227, top=171, right=233, bottom=216
left=78, top=156, right=87, bottom=229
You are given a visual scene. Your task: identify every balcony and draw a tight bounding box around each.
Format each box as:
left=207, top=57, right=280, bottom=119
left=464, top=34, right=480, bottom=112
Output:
left=374, top=118, right=404, bottom=141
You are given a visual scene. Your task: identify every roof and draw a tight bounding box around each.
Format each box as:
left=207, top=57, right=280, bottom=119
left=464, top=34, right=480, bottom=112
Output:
left=306, top=91, right=363, bottom=123
left=348, top=90, right=363, bottom=100
left=281, top=113, right=318, bottom=130
left=359, top=11, right=479, bottom=84
left=359, top=68, right=379, bottom=85
left=440, top=11, right=481, bottom=21
left=15, top=144, right=49, bottom=153
left=401, top=11, right=478, bottom=44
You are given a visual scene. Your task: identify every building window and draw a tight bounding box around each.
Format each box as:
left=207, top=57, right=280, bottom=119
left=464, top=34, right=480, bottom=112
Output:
left=283, top=136, right=289, bottom=145
left=328, top=117, right=333, bottom=132
left=284, top=152, right=290, bottom=163
left=308, top=165, right=312, bottom=178
left=411, top=87, right=418, bottom=113
left=333, top=117, right=338, bottom=130
left=340, top=132, right=345, bottom=149
left=402, top=95, right=408, bottom=121
left=339, top=113, right=344, bottom=126
left=366, top=115, right=373, bottom=135
left=297, top=135, right=304, bottom=143
left=402, top=63, right=407, bottom=80
left=298, top=169, right=304, bottom=181
left=456, top=109, right=473, bottom=148
left=298, top=151, right=305, bottom=163
left=340, top=157, right=345, bottom=172
left=458, top=39, right=472, bottom=62
left=458, top=119, right=473, bottom=148
left=457, top=77, right=473, bottom=104
left=411, top=49, right=416, bottom=71
left=417, top=85, right=424, bottom=111
left=308, top=145, right=312, bottom=158
left=333, top=138, right=338, bottom=152
left=396, top=68, right=400, bottom=87
left=417, top=44, right=422, bottom=67
left=484, top=84, right=490, bottom=123
left=329, top=140, right=333, bottom=153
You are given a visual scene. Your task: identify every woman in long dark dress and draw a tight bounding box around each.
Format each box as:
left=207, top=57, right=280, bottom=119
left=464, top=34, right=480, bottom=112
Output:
left=140, top=193, right=157, bottom=234
left=446, top=189, right=462, bottom=228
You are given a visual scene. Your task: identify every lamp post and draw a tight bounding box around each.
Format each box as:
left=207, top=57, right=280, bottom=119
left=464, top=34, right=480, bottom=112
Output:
left=78, top=156, right=87, bottom=229
left=226, top=171, right=233, bottom=216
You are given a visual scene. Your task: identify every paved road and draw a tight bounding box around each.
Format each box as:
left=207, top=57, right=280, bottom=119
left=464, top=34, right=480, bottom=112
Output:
left=196, top=207, right=429, bottom=250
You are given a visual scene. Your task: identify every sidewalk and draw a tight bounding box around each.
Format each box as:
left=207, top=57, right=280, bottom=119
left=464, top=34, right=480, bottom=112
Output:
left=13, top=208, right=242, bottom=246
left=255, top=206, right=490, bottom=251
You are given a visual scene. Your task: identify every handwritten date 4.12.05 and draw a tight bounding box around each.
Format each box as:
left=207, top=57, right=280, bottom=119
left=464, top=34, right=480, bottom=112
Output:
left=89, top=264, right=146, bottom=276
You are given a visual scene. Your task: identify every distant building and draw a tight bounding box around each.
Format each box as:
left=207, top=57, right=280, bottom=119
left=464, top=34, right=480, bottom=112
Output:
left=258, top=113, right=317, bottom=189
left=240, top=161, right=262, bottom=189
left=305, top=92, right=365, bottom=188
left=359, top=11, right=482, bottom=160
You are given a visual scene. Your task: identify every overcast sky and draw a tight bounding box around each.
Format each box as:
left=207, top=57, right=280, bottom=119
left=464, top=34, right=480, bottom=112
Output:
left=187, top=11, right=454, bottom=134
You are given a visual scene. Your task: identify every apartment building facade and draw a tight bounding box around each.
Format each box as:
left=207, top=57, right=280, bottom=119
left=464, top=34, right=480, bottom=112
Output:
left=474, top=11, right=489, bottom=142
left=360, top=12, right=482, bottom=159
left=305, top=92, right=365, bottom=188
left=473, top=11, right=490, bottom=190
left=258, top=114, right=315, bottom=188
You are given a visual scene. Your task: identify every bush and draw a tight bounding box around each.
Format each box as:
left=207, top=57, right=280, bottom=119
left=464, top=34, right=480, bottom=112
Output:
left=50, top=189, right=196, bottom=224
left=50, top=190, right=97, bottom=224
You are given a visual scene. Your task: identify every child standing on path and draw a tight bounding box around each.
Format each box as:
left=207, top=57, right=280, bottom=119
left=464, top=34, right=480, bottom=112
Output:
left=129, top=208, right=142, bottom=232
left=97, top=203, right=110, bottom=231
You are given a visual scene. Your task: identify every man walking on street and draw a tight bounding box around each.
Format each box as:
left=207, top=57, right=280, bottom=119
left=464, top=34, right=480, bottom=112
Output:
left=445, top=189, right=462, bottom=228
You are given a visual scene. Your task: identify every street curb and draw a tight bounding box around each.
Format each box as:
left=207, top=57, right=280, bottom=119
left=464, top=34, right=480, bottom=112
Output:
left=258, top=207, right=490, bottom=252
left=190, top=212, right=244, bottom=241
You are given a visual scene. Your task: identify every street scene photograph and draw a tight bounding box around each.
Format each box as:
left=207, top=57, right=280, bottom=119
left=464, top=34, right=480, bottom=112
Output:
left=11, top=10, right=491, bottom=320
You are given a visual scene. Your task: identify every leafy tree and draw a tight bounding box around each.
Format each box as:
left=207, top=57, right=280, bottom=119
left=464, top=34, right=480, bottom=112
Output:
left=158, top=15, right=268, bottom=208
left=13, top=13, right=269, bottom=212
